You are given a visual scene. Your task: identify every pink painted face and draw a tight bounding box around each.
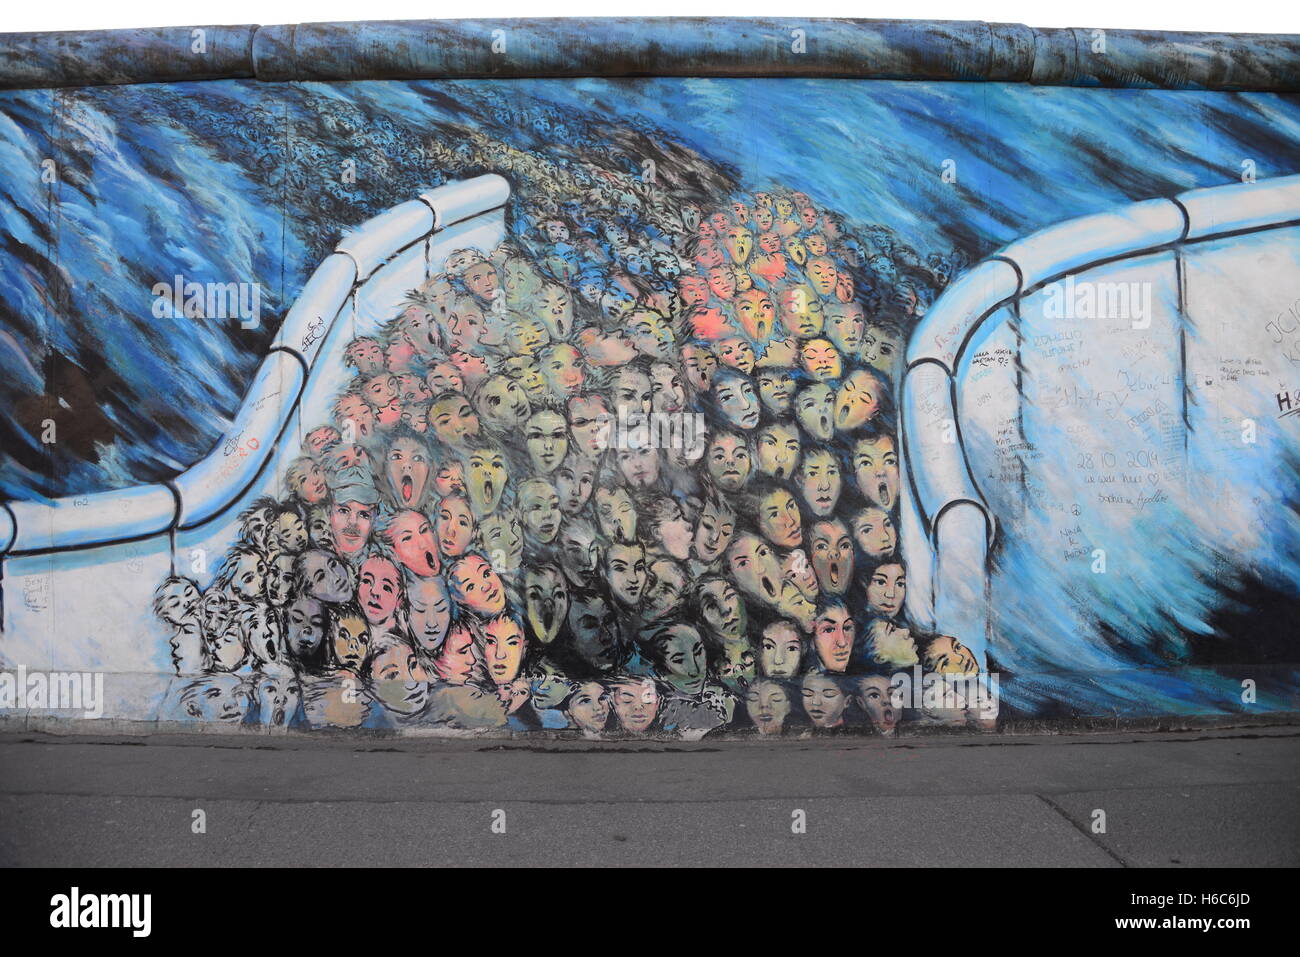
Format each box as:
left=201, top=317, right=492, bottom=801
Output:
left=305, top=426, right=341, bottom=457
left=432, top=623, right=478, bottom=684
left=334, top=395, right=375, bottom=441
left=329, top=499, right=374, bottom=555
left=358, top=556, right=402, bottom=627
left=678, top=275, right=710, bottom=307
left=385, top=436, right=430, bottom=507
left=427, top=362, right=465, bottom=396
left=385, top=509, right=440, bottom=578
left=346, top=339, right=386, bottom=375
left=289, top=459, right=329, bottom=505
left=449, top=555, right=506, bottom=615
left=364, top=374, right=398, bottom=409
left=434, top=463, right=466, bottom=498
left=385, top=334, right=418, bottom=373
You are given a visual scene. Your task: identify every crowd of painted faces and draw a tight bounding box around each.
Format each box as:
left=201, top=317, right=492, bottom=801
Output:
left=153, top=180, right=986, bottom=737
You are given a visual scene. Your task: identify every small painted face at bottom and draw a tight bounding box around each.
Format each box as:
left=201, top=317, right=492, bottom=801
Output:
left=611, top=679, right=659, bottom=734
left=923, top=636, right=980, bottom=675
left=567, top=682, right=610, bottom=737
left=857, top=676, right=898, bottom=732
left=407, top=577, right=452, bottom=655
left=801, top=674, right=847, bottom=729
left=746, top=680, right=792, bottom=735
left=332, top=614, right=370, bottom=671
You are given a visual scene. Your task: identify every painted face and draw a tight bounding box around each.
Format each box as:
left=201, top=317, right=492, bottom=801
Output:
left=834, top=370, right=881, bottom=433
left=810, top=519, right=854, bottom=595
left=299, top=549, right=353, bottom=603
left=369, top=640, right=431, bottom=715
left=558, top=522, right=601, bottom=591
left=604, top=542, right=648, bottom=608
left=713, top=371, right=761, bottom=431
left=428, top=395, right=480, bottom=447
left=332, top=613, right=370, bottom=671
left=535, top=284, right=574, bottom=339
left=594, top=486, right=637, bottom=542
left=503, top=258, right=543, bottom=308
left=799, top=449, right=843, bottom=517
left=853, top=435, right=900, bottom=510
left=805, top=233, right=828, bottom=257
left=505, top=314, right=550, bottom=357
left=680, top=345, right=718, bottom=393
left=734, top=289, right=776, bottom=342
left=756, top=423, right=801, bottom=479
left=806, top=257, right=839, bottom=298
left=758, top=488, right=803, bottom=549
left=628, top=310, right=676, bottom=362
left=693, top=501, right=736, bottom=563
left=706, top=265, right=737, bottom=301
left=225, top=550, right=266, bottom=602
left=523, top=410, right=568, bottom=474
left=867, top=563, right=907, bottom=619
left=924, top=635, right=980, bottom=675
left=610, top=368, right=652, bottom=417
left=865, top=619, right=918, bottom=668
left=475, top=375, right=532, bottom=430
left=801, top=673, right=847, bottom=728
left=824, top=302, right=866, bottom=356
left=857, top=675, right=898, bottom=731
left=523, top=565, right=568, bottom=645
left=653, top=623, right=707, bottom=690
left=364, top=373, right=398, bottom=410
left=358, top=556, right=402, bottom=628
left=694, top=239, right=725, bottom=271
left=650, top=362, right=686, bottom=413
left=462, top=261, right=500, bottom=303
left=813, top=605, right=855, bottom=672
left=482, top=615, right=526, bottom=686
left=286, top=596, right=327, bottom=660
left=329, top=499, right=374, bottom=555
left=288, top=458, right=330, bottom=505
left=335, top=394, right=376, bottom=441
left=385, top=509, right=440, bottom=578
left=759, top=622, right=802, bottom=678
left=707, top=432, right=752, bottom=492
left=427, top=362, right=465, bottom=396
left=433, top=495, right=475, bottom=559
left=542, top=344, right=585, bottom=399
left=722, top=226, right=752, bottom=265
left=679, top=275, right=710, bottom=307
left=745, top=681, right=790, bottom=735
left=611, top=678, right=659, bottom=733
left=784, top=235, right=807, bottom=266
left=779, top=284, right=825, bottom=337
left=726, top=533, right=783, bottom=606
left=467, top=449, right=508, bottom=515
left=449, top=555, right=506, bottom=615
left=567, top=593, right=621, bottom=671
left=306, top=426, right=342, bottom=457
left=754, top=369, right=795, bottom=417
left=567, top=395, right=612, bottom=458
left=800, top=338, right=843, bottom=382
left=519, top=480, right=562, bottom=543
left=549, top=454, right=595, bottom=516
left=431, top=623, right=477, bottom=684
left=327, top=444, right=366, bottom=474
left=796, top=383, right=835, bottom=441
left=717, top=338, right=757, bottom=376
left=345, top=339, right=386, bottom=376
left=642, top=559, right=687, bottom=622
left=385, top=437, right=431, bottom=508
left=853, top=507, right=897, bottom=560
left=478, top=510, right=524, bottom=575
left=698, top=578, right=745, bottom=641
left=567, top=681, right=610, bottom=736
left=862, top=324, right=904, bottom=378
left=434, top=462, right=466, bottom=498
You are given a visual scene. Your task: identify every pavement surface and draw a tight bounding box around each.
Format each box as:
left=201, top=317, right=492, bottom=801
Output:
left=1, top=727, right=1297, bottom=867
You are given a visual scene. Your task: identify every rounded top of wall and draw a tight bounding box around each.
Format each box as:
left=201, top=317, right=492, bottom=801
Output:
left=0, top=18, right=1298, bottom=92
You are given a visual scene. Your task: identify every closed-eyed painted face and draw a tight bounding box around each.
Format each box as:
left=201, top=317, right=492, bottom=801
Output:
left=801, top=673, right=847, bottom=729
left=746, top=680, right=791, bottom=735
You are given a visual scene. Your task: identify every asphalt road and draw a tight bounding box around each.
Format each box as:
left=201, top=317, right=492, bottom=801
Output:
left=1, top=727, right=1297, bottom=867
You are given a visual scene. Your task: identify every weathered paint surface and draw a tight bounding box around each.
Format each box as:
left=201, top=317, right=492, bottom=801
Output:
left=1, top=60, right=1299, bottom=736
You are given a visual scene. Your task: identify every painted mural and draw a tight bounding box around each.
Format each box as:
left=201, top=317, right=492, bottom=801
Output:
left=3, top=74, right=1300, bottom=735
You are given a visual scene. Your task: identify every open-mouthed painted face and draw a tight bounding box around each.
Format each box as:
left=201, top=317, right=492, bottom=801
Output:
left=853, top=435, right=899, bottom=510
left=733, top=289, right=776, bottom=342
left=726, top=533, right=783, bottom=606
left=524, top=565, right=569, bottom=645
left=835, top=370, right=882, bottom=432
left=757, top=423, right=801, bottom=480
left=467, top=449, right=508, bottom=515
left=810, top=519, right=854, bottom=595
left=796, top=383, right=835, bottom=441
left=385, top=509, right=440, bottom=578
left=857, top=675, right=898, bottom=731
left=384, top=436, right=431, bottom=508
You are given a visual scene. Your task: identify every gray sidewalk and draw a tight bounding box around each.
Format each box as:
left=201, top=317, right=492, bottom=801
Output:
left=1, top=727, right=1297, bottom=867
